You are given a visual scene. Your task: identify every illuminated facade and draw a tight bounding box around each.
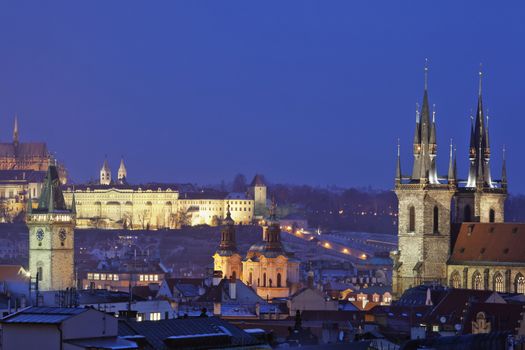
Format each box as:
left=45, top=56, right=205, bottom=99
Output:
left=62, top=161, right=259, bottom=229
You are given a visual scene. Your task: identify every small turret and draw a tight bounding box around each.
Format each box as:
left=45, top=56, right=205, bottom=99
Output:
left=100, top=157, right=111, bottom=185
left=117, top=157, right=127, bottom=184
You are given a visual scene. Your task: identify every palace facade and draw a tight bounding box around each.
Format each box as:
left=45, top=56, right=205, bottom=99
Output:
left=391, top=66, right=521, bottom=297
left=62, top=160, right=265, bottom=229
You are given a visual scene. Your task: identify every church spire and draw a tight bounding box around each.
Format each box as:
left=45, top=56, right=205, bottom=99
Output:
left=448, top=139, right=456, bottom=184
left=13, top=115, right=19, bottom=147
left=502, top=146, right=507, bottom=188
left=395, top=139, right=402, bottom=184
left=217, top=204, right=236, bottom=254
left=118, top=157, right=127, bottom=184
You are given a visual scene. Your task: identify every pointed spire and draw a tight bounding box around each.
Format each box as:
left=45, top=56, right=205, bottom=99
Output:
left=478, top=63, right=483, bottom=97
left=424, top=58, right=429, bottom=91
left=502, top=146, right=507, bottom=187
left=71, top=190, right=77, bottom=214
left=395, top=139, right=402, bottom=183
left=429, top=104, right=437, bottom=146
left=413, top=102, right=421, bottom=145
left=13, top=115, right=19, bottom=146
left=447, top=139, right=454, bottom=183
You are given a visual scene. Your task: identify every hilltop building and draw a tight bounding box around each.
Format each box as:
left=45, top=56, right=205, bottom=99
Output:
left=63, top=162, right=265, bottom=229
left=392, top=67, right=515, bottom=297
left=214, top=202, right=300, bottom=299
left=0, top=117, right=67, bottom=184
left=248, top=174, right=267, bottom=218
left=26, top=164, right=76, bottom=292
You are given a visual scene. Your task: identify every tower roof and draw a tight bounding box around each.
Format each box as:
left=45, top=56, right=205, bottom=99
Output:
left=118, top=157, right=126, bottom=173
left=102, top=158, right=110, bottom=172
left=250, top=174, right=266, bottom=187
left=13, top=115, right=19, bottom=145
left=35, top=165, right=69, bottom=213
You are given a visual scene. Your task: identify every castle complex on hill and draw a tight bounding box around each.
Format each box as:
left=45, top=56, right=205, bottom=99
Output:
left=391, top=66, right=525, bottom=298
left=62, top=161, right=267, bottom=230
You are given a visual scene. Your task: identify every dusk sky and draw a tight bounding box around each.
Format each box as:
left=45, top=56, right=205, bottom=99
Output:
left=0, top=2, right=524, bottom=192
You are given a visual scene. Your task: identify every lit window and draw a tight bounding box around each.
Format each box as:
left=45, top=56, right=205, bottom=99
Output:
left=100, top=274, right=106, bottom=281
left=139, top=275, right=144, bottom=281
left=94, top=273, right=100, bottom=280
left=114, top=274, right=119, bottom=281
left=154, top=275, right=158, bottom=281
left=432, top=325, right=439, bottom=332
left=87, top=273, right=93, bottom=280
left=150, top=312, right=161, bottom=321
left=137, top=313, right=144, bottom=322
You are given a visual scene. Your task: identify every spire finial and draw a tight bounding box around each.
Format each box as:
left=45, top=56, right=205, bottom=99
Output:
left=478, top=63, right=483, bottom=96
left=449, top=138, right=453, bottom=157
left=397, top=138, right=400, bottom=157
left=424, top=58, right=429, bottom=90
left=416, top=102, right=420, bottom=122
left=13, top=114, right=19, bottom=145
left=503, top=144, right=506, bottom=160
left=432, top=104, right=436, bottom=123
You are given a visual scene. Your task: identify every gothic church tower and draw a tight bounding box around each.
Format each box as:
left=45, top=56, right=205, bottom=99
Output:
left=454, top=70, right=507, bottom=224
left=100, top=158, right=111, bottom=185
left=27, top=164, right=76, bottom=292
left=392, top=65, right=455, bottom=297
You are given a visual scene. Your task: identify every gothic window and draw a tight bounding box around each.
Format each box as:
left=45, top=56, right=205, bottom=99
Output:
left=408, top=206, right=415, bottom=232
left=450, top=271, right=461, bottom=288
left=269, top=279, right=273, bottom=287
left=515, top=274, right=525, bottom=294
left=433, top=206, right=439, bottom=234
left=472, top=271, right=483, bottom=290
left=263, top=273, right=266, bottom=287
left=231, top=270, right=236, bottom=280
left=493, top=273, right=504, bottom=292
left=249, top=272, right=253, bottom=285
left=489, top=209, right=495, bottom=223
left=464, top=205, right=472, bottom=222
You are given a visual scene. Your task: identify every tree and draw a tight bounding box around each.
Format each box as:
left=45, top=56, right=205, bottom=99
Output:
left=232, top=174, right=247, bottom=193
left=170, top=209, right=190, bottom=229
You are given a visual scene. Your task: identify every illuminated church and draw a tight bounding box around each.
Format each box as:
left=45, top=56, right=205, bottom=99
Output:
left=214, top=203, right=300, bottom=299
left=0, top=117, right=67, bottom=183
left=391, top=66, right=525, bottom=298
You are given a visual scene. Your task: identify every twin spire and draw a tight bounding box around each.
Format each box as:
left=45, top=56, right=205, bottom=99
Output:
left=100, top=157, right=128, bottom=185
left=397, top=63, right=505, bottom=189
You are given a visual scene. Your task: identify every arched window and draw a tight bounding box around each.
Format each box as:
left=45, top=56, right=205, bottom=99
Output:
left=231, top=270, right=236, bottom=280
left=489, top=209, right=495, bottom=223
left=36, top=261, right=44, bottom=282
left=433, top=206, right=439, bottom=234
left=472, top=271, right=483, bottom=290
left=277, top=273, right=282, bottom=287
left=269, top=278, right=273, bottom=287
left=450, top=271, right=461, bottom=288
left=515, top=274, right=525, bottom=294
left=257, top=278, right=260, bottom=287
left=263, top=273, right=267, bottom=287
left=464, top=205, right=472, bottom=222
left=408, top=206, right=415, bottom=232
left=249, top=272, right=253, bottom=285
left=493, top=273, right=504, bottom=292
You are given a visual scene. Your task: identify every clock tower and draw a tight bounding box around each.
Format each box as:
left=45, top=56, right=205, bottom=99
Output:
left=27, top=164, right=76, bottom=292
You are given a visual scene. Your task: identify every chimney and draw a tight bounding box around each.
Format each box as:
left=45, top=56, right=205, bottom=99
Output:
left=229, top=276, right=237, bottom=300
left=307, top=271, right=314, bottom=289
left=213, top=302, right=221, bottom=316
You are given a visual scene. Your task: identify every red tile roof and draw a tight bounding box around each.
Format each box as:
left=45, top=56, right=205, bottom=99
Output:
left=450, top=223, right=525, bottom=264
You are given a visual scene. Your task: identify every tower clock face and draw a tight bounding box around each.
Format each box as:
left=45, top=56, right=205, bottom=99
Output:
left=36, top=229, right=44, bottom=241
left=59, top=229, right=67, bottom=242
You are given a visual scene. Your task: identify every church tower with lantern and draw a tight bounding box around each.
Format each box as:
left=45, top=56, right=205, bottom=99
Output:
left=27, top=164, right=76, bottom=292
left=213, top=206, right=243, bottom=280
left=392, top=63, right=456, bottom=297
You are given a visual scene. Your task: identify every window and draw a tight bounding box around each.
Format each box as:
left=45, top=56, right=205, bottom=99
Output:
left=154, top=275, right=158, bottom=282
left=100, top=274, right=106, bottom=281
left=263, top=273, right=267, bottom=287
left=94, top=273, right=100, bottom=280
left=87, top=273, right=93, bottom=280
left=37, top=267, right=43, bottom=281
left=450, top=271, right=461, bottom=288
left=150, top=312, right=161, bottom=321
left=136, top=313, right=144, bottom=322
left=408, top=206, right=415, bottom=232
left=139, top=275, right=144, bottom=281
left=489, top=209, right=495, bottom=223
left=494, top=273, right=504, bottom=292
left=114, top=274, right=119, bottom=281
left=516, top=274, right=525, bottom=294
left=277, top=273, right=282, bottom=287
left=472, top=272, right=483, bottom=290
left=464, top=205, right=472, bottom=222
left=433, top=206, right=439, bottom=234
left=249, top=272, right=253, bottom=285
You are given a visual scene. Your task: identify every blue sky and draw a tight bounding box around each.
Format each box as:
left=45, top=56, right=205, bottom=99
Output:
left=0, top=2, right=524, bottom=191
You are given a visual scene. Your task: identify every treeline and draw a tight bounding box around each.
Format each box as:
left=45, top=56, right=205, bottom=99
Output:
left=270, top=184, right=397, bottom=234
